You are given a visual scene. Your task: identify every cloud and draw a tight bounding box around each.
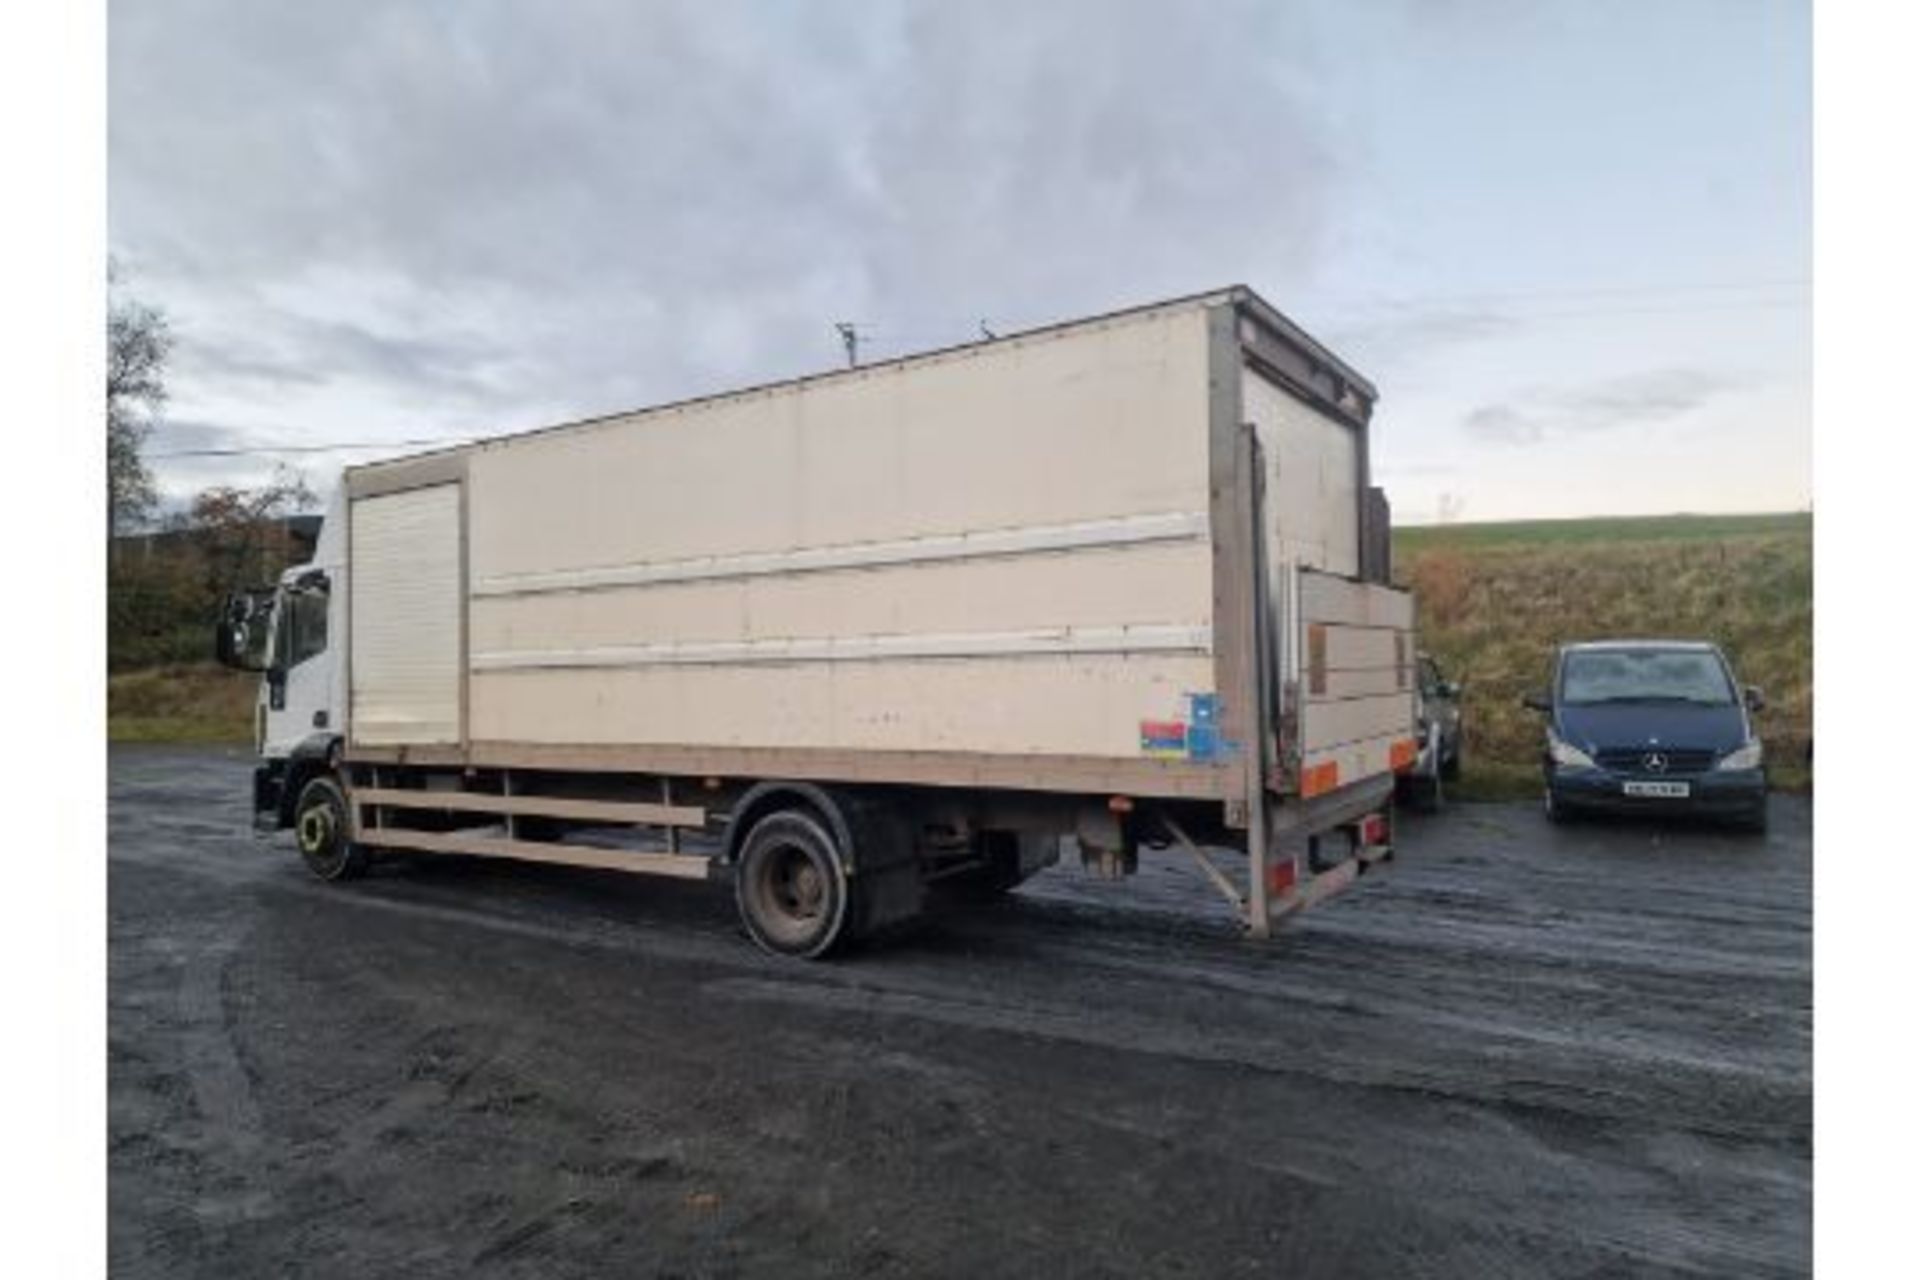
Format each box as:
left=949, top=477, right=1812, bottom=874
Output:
left=110, top=0, right=1347, bottom=494
left=1324, top=306, right=1515, bottom=377
left=1463, top=368, right=1736, bottom=446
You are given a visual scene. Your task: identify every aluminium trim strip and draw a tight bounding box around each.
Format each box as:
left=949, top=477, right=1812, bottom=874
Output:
left=350, top=827, right=713, bottom=881
left=471, top=510, right=1209, bottom=598
left=472, top=624, right=1214, bottom=672
left=351, top=787, right=706, bottom=827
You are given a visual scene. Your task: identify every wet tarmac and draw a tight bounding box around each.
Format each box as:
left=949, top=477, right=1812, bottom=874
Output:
left=110, top=745, right=1810, bottom=1277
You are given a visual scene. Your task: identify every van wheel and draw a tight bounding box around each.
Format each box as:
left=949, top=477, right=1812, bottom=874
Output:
left=294, top=775, right=368, bottom=881
left=1441, top=742, right=1462, bottom=781
left=735, top=810, right=853, bottom=958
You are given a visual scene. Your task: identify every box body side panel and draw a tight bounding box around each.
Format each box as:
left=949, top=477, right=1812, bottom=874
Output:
left=462, top=306, right=1221, bottom=761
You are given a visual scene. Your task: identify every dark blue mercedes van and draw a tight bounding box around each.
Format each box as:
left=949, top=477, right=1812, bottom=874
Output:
left=1523, top=641, right=1769, bottom=832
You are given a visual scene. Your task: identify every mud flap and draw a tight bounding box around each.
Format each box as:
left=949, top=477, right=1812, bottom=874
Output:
left=252, top=764, right=285, bottom=833
left=837, top=794, right=926, bottom=937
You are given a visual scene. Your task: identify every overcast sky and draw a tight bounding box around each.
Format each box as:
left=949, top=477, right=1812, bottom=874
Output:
left=109, top=0, right=1809, bottom=524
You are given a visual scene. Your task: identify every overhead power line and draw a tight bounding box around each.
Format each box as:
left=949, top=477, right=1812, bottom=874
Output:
left=1329, top=277, right=1809, bottom=314
left=150, top=436, right=472, bottom=460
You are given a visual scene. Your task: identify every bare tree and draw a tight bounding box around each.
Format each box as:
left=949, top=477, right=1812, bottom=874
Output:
left=109, top=469, right=317, bottom=671
left=108, top=264, right=172, bottom=536
left=184, top=468, right=317, bottom=593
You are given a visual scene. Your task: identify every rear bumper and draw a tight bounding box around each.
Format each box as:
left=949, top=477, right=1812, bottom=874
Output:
left=1548, top=766, right=1767, bottom=817
left=1280, top=771, right=1398, bottom=835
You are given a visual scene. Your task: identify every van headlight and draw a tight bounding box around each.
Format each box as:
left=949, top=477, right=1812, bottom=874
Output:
left=1717, top=738, right=1764, bottom=771
left=1548, top=735, right=1597, bottom=769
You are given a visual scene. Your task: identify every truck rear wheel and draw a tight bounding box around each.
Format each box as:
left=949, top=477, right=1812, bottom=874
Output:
left=293, top=775, right=368, bottom=882
left=735, top=809, right=854, bottom=958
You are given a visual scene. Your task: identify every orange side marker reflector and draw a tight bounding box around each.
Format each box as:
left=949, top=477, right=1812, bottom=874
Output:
left=1300, top=761, right=1340, bottom=798
left=1389, top=738, right=1418, bottom=772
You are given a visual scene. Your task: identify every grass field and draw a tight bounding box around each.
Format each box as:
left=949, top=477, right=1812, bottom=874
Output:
left=108, top=664, right=257, bottom=744
left=1395, top=511, right=1812, bottom=798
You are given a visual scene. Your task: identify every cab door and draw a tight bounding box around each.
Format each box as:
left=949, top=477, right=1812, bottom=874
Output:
left=262, top=570, right=336, bottom=757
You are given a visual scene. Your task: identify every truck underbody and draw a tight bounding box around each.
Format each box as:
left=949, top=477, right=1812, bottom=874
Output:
left=257, top=748, right=1397, bottom=956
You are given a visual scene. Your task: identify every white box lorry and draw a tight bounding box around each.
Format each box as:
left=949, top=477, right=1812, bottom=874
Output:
left=217, top=286, right=1417, bottom=956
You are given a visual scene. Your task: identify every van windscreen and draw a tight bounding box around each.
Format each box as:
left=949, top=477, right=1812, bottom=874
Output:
left=1560, top=649, right=1734, bottom=706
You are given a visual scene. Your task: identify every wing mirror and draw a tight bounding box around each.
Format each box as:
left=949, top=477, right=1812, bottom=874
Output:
left=214, top=587, right=277, bottom=673
left=1743, top=685, right=1766, bottom=712
left=1521, top=691, right=1552, bottom=713
left=1438, top=680, right=1462, bottom=699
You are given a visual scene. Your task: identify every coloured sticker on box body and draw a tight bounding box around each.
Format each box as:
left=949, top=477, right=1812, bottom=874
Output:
left=1139, top=719, right=1187, bottom=759
left=1185, top=692, right=1220, bottom=761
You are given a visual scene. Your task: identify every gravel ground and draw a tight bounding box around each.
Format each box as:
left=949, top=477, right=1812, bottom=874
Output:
left=109, top=745, right=1811, bottom=1278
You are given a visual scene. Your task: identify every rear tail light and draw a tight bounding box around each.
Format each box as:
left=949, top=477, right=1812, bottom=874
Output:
left=1359, top=812, right=1390, bottom=848
left=1267, top=858, right=1298, bottom=897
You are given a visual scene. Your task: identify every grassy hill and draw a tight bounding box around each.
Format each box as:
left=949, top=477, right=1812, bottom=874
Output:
left=1394, top=511, right=1812, bottom=797
left=109, top=664, right=258, bottom=743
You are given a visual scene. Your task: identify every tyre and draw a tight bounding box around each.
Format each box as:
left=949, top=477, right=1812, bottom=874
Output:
left=293, top=775, right=369, bottom=882
left=1440, top=739, right=1462, bottom=782
left=735, top=809, right=854, bottom=958
left=1734, top=799, right=1770, bottom=836
left=1544, top=787, right=1571, bottom=825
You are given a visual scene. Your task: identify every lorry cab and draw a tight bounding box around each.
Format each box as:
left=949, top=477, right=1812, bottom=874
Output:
left=214, top=493, right=347, bottom=828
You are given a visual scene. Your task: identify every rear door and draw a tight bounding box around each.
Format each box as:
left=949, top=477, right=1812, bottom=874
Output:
left=1244, top=368, right=1360, bottom=578
left=1289, top=568, right=1418, bottom=797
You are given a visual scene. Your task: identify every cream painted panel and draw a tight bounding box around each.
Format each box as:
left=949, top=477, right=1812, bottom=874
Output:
left=1312, top=625, right=1405, bottom=673
left=1302, top=695, right=1416, bottom=753
left=351, top=485, right=463, bottom=745
left=466, top=306, right=1212, bottom=581
left=1245, top=372, right=1360, bottom=576
left=1301, top=736, right=1406, bottom=796
left=1297, top=570, right=1414, bottom=629
left=1308, top=667, right=1410, bottom=702
left=469, top=540, right=1213, bottom=656
left=470, top=655, right=1215, bottom=757
left=1294, top=569, right=1415, bottom=777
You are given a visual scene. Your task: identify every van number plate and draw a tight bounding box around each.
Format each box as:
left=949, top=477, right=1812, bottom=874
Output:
left=1623, top=780, right=1690, bottom=798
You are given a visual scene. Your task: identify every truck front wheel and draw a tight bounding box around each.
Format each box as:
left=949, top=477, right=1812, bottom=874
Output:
left=293, top=775, right=369, bottom=882
left=735, top=810, right=853, bottom=958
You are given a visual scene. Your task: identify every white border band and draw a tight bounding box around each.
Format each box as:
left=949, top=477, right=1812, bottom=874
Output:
left=472, top=511, right=1209, bottom=598
left=473, top=624, right=1213, bottom=671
